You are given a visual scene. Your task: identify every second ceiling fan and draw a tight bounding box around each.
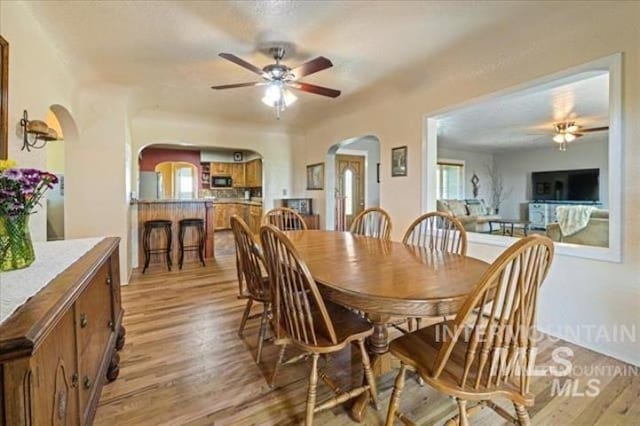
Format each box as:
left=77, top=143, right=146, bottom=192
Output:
left=212, top=47, right=341, bottom=119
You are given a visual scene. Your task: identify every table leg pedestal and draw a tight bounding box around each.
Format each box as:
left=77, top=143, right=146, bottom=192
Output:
left=350, top=315, right=391, bottom=422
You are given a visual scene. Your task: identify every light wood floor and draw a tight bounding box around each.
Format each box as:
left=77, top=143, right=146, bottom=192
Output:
left=94, top=256, right=639, bottom=425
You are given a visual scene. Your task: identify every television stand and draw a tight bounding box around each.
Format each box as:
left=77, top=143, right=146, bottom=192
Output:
left=528, top=201, right=603, bottom=230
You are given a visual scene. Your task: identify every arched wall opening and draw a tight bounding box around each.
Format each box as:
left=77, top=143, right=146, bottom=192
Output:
left=136, top=143, right=264, bottom=200
left=46, top=104, right=79, bottom=241
left=325, top=135, right=380, bottom=230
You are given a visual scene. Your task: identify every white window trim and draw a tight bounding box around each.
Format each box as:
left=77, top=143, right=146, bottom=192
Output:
left=422, top=53, right=623, bottom=263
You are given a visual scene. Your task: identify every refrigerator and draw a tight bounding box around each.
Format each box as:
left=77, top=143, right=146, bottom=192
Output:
left=139, top=171, right=163, bottom=200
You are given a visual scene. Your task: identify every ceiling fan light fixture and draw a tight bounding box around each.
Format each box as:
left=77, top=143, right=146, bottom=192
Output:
left=564, top=133, right=576, bottom=142
left=553, top=134, right=565, bottom=143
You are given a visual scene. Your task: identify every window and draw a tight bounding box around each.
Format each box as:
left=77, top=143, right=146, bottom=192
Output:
left=437, top=161, right=464, bottom=199
left=344, top=169, right=354, bottom=215
left=175, top=165, right=195, bottom=199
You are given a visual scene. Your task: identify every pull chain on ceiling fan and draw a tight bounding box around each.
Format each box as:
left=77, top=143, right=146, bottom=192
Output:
left=211, top=47, right=341, bottom=119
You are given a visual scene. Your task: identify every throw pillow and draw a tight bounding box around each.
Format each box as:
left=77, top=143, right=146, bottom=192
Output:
left=448, top=200, right=468, bottom=217
left=467, top=203, right=485, bottom=216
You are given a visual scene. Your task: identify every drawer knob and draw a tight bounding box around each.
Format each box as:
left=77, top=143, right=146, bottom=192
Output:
left=108, top=320, right=114, bottom=329
left=71, top=373, right=79, bottom=388
left=83, top=376, right=92, bottom=389
left=80, top=313, right=88, bottom=328
left=106, top=275, right=112, bottom=285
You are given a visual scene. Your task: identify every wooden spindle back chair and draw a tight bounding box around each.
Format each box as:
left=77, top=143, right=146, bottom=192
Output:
left=260, top=224, right=379, bottom=424
left=230, top=215, right=271, bottom=363
left=403, top=211, right=467, bottom=255
left=262, top=207, right=308, bottom=231
left=349, top=207, right=392, bottom=240
left=386, top=235, right=555, bottom=426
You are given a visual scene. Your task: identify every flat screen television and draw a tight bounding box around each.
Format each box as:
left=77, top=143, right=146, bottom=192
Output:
left=531, top=168, right=599, bottom=202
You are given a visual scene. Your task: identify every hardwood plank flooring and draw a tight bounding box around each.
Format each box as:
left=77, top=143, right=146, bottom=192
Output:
left=94, top=256, right=639, bottom=425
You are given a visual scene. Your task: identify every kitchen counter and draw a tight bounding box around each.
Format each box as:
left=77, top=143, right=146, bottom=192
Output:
left=132, top=198, right=262, bottom=206
left=133, top=200, right=216, bottom=267
left=212, top=199, right=262, bottom=206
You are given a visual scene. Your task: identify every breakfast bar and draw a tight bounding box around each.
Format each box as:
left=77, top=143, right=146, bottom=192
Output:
left=133, top=200, right=216, bottom=269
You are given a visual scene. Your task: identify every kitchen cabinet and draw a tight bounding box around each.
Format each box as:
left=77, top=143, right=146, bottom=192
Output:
left=211, top=162, right=232, bottom=176
left=249, top=205, right=263, bottom=234
left=231, top=163, right=245, bottom=187
left=245, top=159, right=262, bottom=188
left=0, top=238, right=124, bottom=425
left=214, top=203, right=247, bottom=230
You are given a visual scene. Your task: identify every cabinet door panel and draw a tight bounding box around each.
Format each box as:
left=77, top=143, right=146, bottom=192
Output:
left=30, top=309, right=79, bottom=426
left=75, top=262, right=113, bottom=418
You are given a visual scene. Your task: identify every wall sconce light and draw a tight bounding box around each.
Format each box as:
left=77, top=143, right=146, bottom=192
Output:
left=20, top=110, right=58, bottom=151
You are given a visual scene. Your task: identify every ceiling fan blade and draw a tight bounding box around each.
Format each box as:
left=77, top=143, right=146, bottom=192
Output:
left=219, top=53, right=264, bottom=76
left=580, top=126, right=609, bottom=133
left=211, top=81, right=265, bottom=90
left=291, top=56, right=333, bottom=78
left=288, top=82, right=341, bottom=98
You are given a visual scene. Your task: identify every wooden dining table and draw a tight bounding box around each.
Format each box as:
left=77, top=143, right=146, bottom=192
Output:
left=283, top=230, right=490, bottom=421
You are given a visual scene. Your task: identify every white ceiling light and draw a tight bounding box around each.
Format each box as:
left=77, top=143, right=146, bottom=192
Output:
left=261, top=81, right=297, bottom=119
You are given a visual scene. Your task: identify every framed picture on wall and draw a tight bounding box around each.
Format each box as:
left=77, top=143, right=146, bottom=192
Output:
left=0, top=36, right=8, bottom=160
left=306, top=163, right=324, bottom=190
left=391, top=146, right=407, bottom=177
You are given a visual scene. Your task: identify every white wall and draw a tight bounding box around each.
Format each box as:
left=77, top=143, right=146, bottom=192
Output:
left=437, top=147, right=494, bottom=202
left=495, top=138, right=609, bottom=219
left=65, top=85, right=132, bottom=284
left=292, top=3, right=640, bottom=366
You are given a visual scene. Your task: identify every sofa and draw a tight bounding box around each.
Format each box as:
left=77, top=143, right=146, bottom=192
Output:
left=546, top=209, right=609, bottom=247
left=437, top=199, right=501, bottom=232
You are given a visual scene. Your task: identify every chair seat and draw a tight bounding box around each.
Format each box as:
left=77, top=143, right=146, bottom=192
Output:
left=274, top=300, right=374, bottom=352
left=390, top=320, right=533, bottom=405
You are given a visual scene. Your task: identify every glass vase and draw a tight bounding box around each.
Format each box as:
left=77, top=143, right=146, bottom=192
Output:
left=0, top=216, right=35, bottom=271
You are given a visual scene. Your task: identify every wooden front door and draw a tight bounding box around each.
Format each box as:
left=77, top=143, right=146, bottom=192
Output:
left=336, top=155, right=365, bottom=229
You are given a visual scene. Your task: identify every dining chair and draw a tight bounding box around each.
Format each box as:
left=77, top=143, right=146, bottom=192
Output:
left=260, top=224, right=379, bottom=425
left=350, top=207, right=392, bottom=240
left=385, top=235, right=554, bottom=426
left=402, top=211, right=468, bottom=331
left=262, top=207, right=308, bottom=231
left=230, top=215, right=271, bottom=364
left=403, top=211, right=467, bottom=255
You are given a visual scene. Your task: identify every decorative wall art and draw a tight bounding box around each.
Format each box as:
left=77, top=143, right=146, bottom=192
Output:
left=391, top=146, right=407, bottom=177
left=306, top=163, right=324, bottom=190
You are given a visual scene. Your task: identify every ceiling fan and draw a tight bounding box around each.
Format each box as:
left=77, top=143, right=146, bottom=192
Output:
left=211, top=47, right=341, bottom=119
left=552, top=121, right=608, bottom=151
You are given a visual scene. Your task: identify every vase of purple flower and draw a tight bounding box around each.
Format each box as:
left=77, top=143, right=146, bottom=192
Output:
left=0, top=160, right=58, bottom=271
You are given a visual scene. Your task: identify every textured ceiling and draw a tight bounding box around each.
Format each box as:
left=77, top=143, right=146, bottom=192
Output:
left=438, top=72, right=609, bottom=152
left=24, top=0, right=564, bottom=129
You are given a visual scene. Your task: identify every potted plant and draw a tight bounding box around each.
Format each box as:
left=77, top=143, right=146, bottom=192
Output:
left=0, top=160, right=58, bottom=271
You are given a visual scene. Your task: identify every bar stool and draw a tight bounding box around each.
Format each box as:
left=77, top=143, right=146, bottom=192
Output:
left=142, top=219, right=173, bottom=274
left=179, top=218, right=206, bottom=269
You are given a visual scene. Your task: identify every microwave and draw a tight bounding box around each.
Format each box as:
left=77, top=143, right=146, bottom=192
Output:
left=211, top=176, right=232, bottom=188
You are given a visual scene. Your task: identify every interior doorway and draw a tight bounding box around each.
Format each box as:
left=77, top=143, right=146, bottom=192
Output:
left=325, top=135, right=380, bottom=230
left=46, top=104, right=78, bottom=242
left=335, top=154, right=365, bottom=229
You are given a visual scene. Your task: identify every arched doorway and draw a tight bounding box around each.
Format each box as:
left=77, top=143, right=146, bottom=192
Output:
left=326, top=135, right=380, bottom=230
left=46, top=104, right=79, bottom=241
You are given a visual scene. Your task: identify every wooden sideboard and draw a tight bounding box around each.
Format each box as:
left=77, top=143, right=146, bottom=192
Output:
left=0, top=237, right=124, bottom=425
